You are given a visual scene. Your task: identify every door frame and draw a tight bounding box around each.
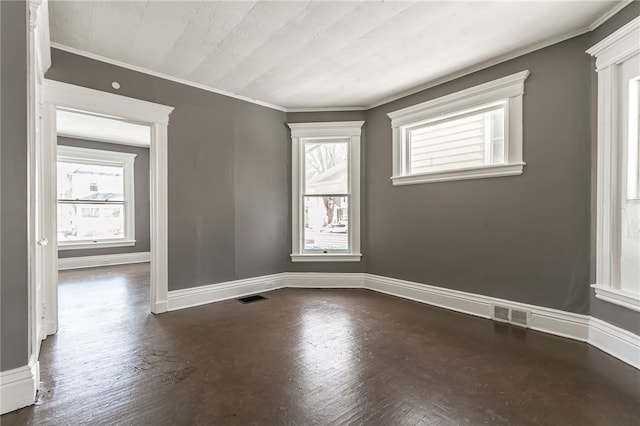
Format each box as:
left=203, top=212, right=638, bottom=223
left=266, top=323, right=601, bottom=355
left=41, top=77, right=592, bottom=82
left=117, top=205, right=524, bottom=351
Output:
left=39, top=79, right=174, bottom=336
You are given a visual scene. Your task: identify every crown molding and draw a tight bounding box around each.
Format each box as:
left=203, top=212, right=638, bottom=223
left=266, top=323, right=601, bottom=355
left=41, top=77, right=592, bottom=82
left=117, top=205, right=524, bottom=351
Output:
left=51, top=0, right=633, bottom=114
left=589, top=0, right=634, bottom=31
left=50, top=43, right=288, bottom=113
left=286, top=106, right=365, bottom=113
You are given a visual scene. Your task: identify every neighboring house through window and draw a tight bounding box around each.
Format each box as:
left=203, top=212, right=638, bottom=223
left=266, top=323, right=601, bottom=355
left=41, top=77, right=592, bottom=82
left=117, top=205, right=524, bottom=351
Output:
left=388, top=70, right=529, bottom=185
left=288, top=121, right=363, bottom=262
left=588, top=17, right=640, bottom=311
left=57, top=145, right=136, bottom=250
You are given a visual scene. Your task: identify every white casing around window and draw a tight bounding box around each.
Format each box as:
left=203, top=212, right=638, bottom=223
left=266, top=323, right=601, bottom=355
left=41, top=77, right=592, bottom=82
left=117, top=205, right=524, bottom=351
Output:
left=387, top=70, right=529, bottom=185
left=57, top=145, right=137, bottom=250
left=587, top=16, right=640, bottom=312
left=288, top=121, right=364, bottom=262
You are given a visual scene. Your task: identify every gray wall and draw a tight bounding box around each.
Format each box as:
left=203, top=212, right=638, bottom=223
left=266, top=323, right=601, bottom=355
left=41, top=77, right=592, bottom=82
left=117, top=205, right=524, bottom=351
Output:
left=46, top=49, right=294, bottom=290
left=3, top=1, right=638, bottom=376
left=57, top=137, right=151, bottom=258
left=364, top=34, right=593, bottom=314
left=1, top=0, right=29, bottom=371
left=588, top=3, right=640, bottom=334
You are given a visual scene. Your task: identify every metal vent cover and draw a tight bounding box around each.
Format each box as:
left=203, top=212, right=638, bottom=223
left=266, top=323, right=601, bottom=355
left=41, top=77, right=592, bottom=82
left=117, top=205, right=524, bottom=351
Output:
left=237, top=295, right=268, bottom=304
left=510, top=309, right=529, bottom=327
left=493, top=305, right=510, bottom=322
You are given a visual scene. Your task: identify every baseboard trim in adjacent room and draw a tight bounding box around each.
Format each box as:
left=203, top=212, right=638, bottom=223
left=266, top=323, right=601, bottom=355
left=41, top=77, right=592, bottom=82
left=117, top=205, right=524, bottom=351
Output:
left=589, top=317, right=640, bottom=370
left=0, top=356, right=39, bottom=415
left=167, top=271, right=637, bottom=369
left=57, top=251, right=151, bottom=270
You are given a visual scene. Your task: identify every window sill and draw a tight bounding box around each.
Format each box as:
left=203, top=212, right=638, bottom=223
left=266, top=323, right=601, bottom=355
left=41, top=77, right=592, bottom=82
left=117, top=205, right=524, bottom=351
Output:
left=291, top=253, right=362, bottom=262
left=391, top=162, right=525, bottom=186
left=591, top=284, right=640, bottom=312
left=58, top=239, right=136, bottom=251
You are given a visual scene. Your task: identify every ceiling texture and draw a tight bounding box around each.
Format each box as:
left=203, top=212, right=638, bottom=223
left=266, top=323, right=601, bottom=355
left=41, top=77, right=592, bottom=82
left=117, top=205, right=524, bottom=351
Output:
left=49, top=0, right=624, bottom=110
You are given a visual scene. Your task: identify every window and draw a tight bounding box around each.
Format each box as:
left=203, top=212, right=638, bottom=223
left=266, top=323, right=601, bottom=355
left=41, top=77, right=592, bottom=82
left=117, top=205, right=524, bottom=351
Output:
left=288, top=121, right=363, bottom=262
left=588, top=16, right=640, bottom=312
left=57, top=146, right=136, bottom=250
left=388, top=71, right=529, bottom=185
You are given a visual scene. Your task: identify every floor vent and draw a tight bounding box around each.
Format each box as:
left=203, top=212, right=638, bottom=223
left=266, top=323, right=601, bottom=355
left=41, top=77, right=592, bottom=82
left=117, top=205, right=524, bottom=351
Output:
left=492, top=304, right=530, bottom=328
left=237, top=294, right=268, bottom=304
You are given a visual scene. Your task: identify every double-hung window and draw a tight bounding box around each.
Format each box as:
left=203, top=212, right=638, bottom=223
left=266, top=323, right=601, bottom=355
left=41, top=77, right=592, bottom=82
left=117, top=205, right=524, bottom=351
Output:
left=388, top=71, right=529, bottom=185
left=288, top=121, right=363, bottom=262
left=57, top=146, right=136, bottom=250
left=588, top=17, right=640, bottom=311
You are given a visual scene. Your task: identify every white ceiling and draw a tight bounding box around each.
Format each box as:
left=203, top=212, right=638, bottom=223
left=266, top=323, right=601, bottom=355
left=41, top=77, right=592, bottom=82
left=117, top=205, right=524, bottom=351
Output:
left=49, top=0, right=624, bottom=110
left=57, top=109, right=151, bottom=147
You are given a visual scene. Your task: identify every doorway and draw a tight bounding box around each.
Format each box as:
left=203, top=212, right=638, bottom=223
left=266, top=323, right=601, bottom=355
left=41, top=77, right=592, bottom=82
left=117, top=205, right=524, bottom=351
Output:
left=36, top=79, right=173, bottom=342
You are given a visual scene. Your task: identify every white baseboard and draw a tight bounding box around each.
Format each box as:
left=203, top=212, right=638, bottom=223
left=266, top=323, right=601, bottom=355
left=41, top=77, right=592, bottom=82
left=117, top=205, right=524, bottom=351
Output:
left=58, top=251, right=150, bottom=270
left=167, top=271, right=637, bottom=369
left=0, top=356, right=39, bottom=415
left=285, top=272, right=366, bottom=288
left=167, top=273, right=285, bottom=311
left=589, top=317, right=640, bottom=370
left=365, top=274, right=591, bottom=342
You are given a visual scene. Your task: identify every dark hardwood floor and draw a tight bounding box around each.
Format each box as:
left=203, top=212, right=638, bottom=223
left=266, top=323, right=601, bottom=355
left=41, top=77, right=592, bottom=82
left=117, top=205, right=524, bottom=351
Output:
left=2, top=264, right=639, bottom=425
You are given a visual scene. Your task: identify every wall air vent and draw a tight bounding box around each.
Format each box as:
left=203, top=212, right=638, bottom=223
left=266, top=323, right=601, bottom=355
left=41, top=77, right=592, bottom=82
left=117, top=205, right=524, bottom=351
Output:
left=493, top=305, right=510, bottom=323
left=510, top=309, right=530, bottom=327
left=492, top=305, right=530, bottom=328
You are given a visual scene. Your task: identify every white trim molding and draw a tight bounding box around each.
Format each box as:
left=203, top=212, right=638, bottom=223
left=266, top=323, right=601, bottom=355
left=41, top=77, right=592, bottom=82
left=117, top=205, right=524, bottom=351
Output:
left=42, top=79, right=173, bottom=334
left=58, top=251, right=151, bottom=270
left=50, top=43, right=287, bottom=113
left=587, top=16, right=640, bottom=312
left=388, top=71, right=529, bottom=186
left=365, top=274, right=590, bottom=342
left=589, top=0, right=635, bottom=31
left=591, top=285, right=640, bottom=312
left=166, top=272, right=639, bottom=370
left=589, top=317, right=640, bottom=370
left=28, top=0, right=51, bottom=80
left=288, top=121, right=364, bottom=262
left=587, top=16, right=640, bottom=71
left=57, top=145, right=137, bottom=251
left=43, top=79, right=173, bottom=125
left=0, top=356, right=39, bottom=415
left=168, top=274, right=285, bottom=311
left=47, top=1, right=631, bottom=114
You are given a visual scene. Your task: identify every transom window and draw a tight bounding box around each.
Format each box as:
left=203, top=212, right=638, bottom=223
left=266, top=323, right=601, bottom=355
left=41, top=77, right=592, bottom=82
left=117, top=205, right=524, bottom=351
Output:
left=288, top=122, right=363, bottom=262
left=388, top=71, right=529, bottom=185
left=57, top=146, right=136, bottom=250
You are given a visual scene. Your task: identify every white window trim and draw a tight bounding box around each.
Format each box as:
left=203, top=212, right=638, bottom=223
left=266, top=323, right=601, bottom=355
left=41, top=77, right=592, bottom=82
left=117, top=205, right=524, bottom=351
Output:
left=587, top=16, right=640, bottom=313
left=288, top=121, right=363, bottom=262
left=57, top=145, right=137, bottom=251
left=387, top=70, right=529, bottom=186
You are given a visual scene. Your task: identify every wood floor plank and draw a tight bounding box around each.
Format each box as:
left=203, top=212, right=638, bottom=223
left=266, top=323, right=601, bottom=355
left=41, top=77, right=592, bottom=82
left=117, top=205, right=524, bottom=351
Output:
left=2, top=264, right=639, bottom=425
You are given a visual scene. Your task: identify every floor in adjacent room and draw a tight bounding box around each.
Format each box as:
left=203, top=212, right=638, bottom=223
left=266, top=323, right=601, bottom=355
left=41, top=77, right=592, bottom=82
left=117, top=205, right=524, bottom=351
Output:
left=2, top=264, right=639, bottom=425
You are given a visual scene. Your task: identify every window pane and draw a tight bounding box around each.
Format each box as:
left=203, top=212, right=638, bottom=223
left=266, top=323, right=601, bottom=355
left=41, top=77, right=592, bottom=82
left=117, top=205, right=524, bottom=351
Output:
left=620, top=77, right=640, bottom=294
left=303, top=196, right=348, bottom=250
left=305, top=142, right=348, bottom=194
left=58, top=161, right=124, bottom=201
left=408, top=106, right=505, bottom=174
left=58, top=203, right=125, bottom=242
